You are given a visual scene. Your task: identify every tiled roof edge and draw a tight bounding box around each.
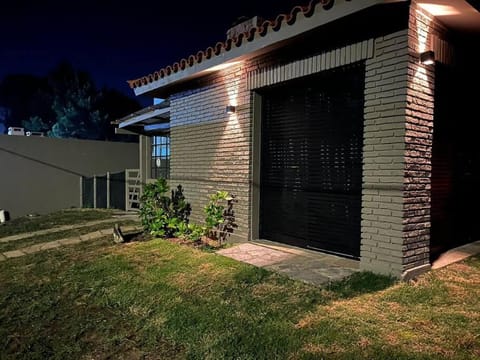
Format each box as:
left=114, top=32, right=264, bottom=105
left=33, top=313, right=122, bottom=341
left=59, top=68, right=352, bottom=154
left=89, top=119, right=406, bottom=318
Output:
left=127, top=0, right=348, bottom=89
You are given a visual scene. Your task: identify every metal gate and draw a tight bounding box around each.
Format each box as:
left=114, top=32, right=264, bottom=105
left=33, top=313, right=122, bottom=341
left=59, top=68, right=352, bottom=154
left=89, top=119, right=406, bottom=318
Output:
left=125, top=169, right=141, bottom=211
left=80, top=170, right=135, bottom=211
left=259, top=64, right=365, bottom=258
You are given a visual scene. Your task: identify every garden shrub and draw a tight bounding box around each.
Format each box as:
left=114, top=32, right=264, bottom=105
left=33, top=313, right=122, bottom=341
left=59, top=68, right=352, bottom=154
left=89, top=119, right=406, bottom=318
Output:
left=139, top=179, right=191, bottom=237
left=204, top=191, right=237, bottom=244
left=140, top=181, right=237, bottom=245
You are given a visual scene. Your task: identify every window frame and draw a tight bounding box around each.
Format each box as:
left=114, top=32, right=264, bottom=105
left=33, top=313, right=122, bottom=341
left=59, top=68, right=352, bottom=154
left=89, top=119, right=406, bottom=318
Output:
left=151, top=134, right=170, bottom=179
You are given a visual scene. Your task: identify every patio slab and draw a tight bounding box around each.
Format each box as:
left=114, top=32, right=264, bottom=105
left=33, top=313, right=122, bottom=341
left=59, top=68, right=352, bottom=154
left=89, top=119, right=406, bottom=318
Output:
left=432, top=240, right=480, bottom=269
left=217, top=241, right=359, bottom=286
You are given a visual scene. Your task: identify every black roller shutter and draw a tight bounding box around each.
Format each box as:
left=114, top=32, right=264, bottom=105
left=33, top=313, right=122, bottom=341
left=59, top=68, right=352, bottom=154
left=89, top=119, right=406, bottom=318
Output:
left=259, top=64, right=365, bottom=258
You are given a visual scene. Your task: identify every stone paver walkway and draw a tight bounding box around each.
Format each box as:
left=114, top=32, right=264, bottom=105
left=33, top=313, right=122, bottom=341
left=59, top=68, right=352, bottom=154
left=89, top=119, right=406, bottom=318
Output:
left=0, top=212, right=139, bottom=244
left=0, top=224, right=142, bottom=261
left=218, top=241, right=359, bottom=286
left=218, top=240, right=480, bottom=286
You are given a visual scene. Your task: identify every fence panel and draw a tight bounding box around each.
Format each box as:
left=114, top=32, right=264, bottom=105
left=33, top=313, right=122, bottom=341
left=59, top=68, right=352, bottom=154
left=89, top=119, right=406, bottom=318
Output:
left=95, top=175, right=108, bottom=209
left=82, top=177, right=94, bottom=208
left=81, top=169, right=137, bottom=211
left=110, top=171, right=126, bottom=210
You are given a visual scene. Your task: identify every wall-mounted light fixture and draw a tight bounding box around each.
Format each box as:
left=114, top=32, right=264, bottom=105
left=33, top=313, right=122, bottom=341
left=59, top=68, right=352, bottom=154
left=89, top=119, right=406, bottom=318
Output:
left=225, top=105, right=236, bottom=114
left=420, top=50, right=435, bottom=65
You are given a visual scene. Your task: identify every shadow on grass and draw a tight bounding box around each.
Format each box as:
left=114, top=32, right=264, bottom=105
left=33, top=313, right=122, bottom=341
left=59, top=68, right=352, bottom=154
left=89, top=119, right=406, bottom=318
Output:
left=231, top=264, right=396, bottom=306
left=326, top=271, right=397, bottom=299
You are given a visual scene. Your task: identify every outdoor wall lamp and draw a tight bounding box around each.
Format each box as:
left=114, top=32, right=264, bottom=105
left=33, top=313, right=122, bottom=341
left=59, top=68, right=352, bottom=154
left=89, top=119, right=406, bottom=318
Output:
left=420, top=50, right=435, bottom=65
left=225, top=105, right=236, bottom=114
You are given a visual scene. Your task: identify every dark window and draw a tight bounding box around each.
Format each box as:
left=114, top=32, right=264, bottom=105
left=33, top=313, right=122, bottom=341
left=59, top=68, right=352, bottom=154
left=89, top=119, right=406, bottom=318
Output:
left=151, top=135, right=170, bottom=179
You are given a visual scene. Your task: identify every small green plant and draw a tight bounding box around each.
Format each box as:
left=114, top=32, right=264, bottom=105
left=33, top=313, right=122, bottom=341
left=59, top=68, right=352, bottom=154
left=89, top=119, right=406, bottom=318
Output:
left=176, top=223, right=206, bottom=242
left=204, top=191, right=237, bottom=244
left=139, top=179, right=191, bottom=238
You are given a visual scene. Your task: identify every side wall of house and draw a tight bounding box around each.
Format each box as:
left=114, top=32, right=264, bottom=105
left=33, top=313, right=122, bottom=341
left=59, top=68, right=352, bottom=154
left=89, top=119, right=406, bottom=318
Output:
left=164, top=2, right=451, bottom=277
left=169, top=66, right=252, bottom=241
left=167, top=27, right=413, bottom=263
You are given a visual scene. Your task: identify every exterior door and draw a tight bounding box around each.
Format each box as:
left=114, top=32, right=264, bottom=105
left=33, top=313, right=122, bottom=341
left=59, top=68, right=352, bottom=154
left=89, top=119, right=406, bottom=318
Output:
left=259, top=64, right=365, bottom=258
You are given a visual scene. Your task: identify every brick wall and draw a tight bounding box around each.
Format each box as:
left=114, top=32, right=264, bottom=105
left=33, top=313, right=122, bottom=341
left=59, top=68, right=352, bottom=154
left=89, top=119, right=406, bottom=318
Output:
left=361, top=3, right=451, bottom=278
left=169, top=64, right=252, bottom=241
left=168, top=29, right=414, bottom=269
left=164, top=2, right=449, bottom=278
left=402, top=2, right=448, bottom=278
left=168, top=52, right=288, bottom=242
left=360, top=30, right=410, bottom=275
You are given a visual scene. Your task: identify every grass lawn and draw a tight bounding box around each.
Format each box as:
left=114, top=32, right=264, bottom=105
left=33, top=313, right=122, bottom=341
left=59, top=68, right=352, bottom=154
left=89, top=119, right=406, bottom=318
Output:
left=0, top=209, right=118, bottom=238
left=1, top=230, right=479, bottom=359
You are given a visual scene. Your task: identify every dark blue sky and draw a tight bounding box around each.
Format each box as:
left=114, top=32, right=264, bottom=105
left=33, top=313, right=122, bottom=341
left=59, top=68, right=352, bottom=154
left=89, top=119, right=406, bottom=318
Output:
left=0, top=0, right=301, bottom=104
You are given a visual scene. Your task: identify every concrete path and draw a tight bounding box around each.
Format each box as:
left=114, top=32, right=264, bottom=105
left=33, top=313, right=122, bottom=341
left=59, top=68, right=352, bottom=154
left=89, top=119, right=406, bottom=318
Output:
left=0, top=212, right=139, bottom=244
left=431, top=240, right=480, bottom=269
left=218, top=240, right=359, bottom=286
left=0, top=223, right=142, bottom=262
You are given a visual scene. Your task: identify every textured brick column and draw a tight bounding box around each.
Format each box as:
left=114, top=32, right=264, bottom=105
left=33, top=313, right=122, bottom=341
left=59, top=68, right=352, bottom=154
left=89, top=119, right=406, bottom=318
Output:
left=361, top=4, right=443, bottom=279
left=360, top=30, right=410, bottom=276
left=401, top=3, right=438, bottom=279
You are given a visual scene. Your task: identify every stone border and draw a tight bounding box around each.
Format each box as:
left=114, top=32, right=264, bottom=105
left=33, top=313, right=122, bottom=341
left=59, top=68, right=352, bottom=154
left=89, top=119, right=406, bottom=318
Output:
left=0, top=225, right=142, bottom=261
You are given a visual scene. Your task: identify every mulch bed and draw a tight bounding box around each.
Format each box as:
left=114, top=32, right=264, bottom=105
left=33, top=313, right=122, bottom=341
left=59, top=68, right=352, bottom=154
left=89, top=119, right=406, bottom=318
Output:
left=125, top=231, right=223, bottom=251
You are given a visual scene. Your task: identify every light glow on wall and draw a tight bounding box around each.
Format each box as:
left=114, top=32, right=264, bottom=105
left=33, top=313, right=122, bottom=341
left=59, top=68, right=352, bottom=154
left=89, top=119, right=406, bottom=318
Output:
left=207, top=61, right=242, bottom=73
left=226, top=76, right=240, bottom=123
left=413, top=8, right=433, bottom=105
left=227, top=80, right=239, bottom=107
left=415, top=9, right=432, bottom=53
left=418, top=3, right=460, bottom=16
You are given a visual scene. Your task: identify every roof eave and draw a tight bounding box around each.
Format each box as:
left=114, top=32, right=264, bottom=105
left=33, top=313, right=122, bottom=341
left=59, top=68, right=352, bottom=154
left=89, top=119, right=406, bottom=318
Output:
left=114, top=103, right=171, bottom=135
left=132, top=0, right=408, bottom=97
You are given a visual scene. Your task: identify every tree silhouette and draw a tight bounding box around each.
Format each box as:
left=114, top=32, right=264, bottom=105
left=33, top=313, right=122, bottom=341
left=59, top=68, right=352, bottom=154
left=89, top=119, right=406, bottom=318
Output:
left=0, top=62, right=140, bottom=140
left=0, top=74, right=53, bottom=130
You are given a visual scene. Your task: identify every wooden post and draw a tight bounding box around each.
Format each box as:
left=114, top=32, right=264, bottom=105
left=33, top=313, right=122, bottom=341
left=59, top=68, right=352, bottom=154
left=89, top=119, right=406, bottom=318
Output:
left=125, top=169, right=129, bottom=211
left=79, top=176, right=83, bottom=208
left=106, top=172, right=110, bottom=209
left=93, top=175, right=97, bottom=209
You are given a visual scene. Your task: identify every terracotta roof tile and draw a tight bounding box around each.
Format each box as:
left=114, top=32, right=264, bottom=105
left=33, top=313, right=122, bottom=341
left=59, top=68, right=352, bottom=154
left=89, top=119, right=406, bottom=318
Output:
left=127, top=0, right=346, bottom=89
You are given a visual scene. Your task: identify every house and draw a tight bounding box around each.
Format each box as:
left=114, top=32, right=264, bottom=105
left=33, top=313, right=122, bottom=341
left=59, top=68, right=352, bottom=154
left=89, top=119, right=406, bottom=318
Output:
left=116, top=0, right=480, bottom=279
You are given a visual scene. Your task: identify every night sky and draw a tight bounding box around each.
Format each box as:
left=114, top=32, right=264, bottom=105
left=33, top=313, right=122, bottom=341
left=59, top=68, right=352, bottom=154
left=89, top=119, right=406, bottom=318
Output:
left=0, top=0, right=303, bottom=104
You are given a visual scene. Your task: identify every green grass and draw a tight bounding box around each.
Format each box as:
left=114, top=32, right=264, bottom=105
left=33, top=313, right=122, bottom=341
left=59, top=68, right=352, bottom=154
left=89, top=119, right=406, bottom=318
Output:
left=0, top=220, right=140, bottom=253
left=0, top=209, right=119, bottom=238
left=1, top=236, right=479, bottom=359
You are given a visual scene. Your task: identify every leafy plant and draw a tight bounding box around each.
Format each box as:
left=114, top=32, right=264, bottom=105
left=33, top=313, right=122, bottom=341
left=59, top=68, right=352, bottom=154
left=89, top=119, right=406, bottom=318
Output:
left=220, top=194, right=238, bottom=243
left=176, top=223, right=206, bottom=242
left=204, top=191, right=237, bottom=244
left=170, top=185, right=191, bottom=223
left=139, top=179, right=191, bottom=238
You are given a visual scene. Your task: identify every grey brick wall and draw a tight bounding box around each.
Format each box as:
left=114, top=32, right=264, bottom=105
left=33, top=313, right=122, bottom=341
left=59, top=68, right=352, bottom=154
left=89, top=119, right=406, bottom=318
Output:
left=361, top=3, right=450, bottom=278
left=169, top=64, right=251, bottom=241
left=360, top=30, right=409, bottom=275
left=162, top=2, right=449, bottom=277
